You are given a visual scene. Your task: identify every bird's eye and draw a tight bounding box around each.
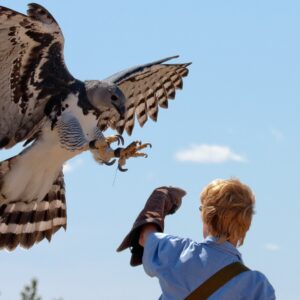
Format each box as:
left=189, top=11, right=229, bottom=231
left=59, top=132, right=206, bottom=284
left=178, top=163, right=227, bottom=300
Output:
left=111, top=95, right=118, bottom=101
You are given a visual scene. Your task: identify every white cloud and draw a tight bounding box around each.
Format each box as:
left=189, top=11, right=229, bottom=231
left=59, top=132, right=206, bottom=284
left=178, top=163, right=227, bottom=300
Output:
left=175, top=144, right=246, bottom=164
left=264, top=243, right=280, bottom=252
left=63, top=158, right=84, bottom=173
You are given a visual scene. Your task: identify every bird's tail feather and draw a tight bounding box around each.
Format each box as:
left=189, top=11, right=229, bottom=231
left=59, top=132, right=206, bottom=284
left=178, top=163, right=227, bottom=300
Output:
left=0, top=162, right=66, bottom=251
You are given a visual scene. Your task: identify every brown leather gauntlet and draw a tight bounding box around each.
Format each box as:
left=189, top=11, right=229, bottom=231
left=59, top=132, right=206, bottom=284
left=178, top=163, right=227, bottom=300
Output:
left=117, top=186, right=186, bottom=266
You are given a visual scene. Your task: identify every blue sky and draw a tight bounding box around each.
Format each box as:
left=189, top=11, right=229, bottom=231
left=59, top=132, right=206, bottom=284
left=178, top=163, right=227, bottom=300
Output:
left=0, top=0, right=299, bottom=299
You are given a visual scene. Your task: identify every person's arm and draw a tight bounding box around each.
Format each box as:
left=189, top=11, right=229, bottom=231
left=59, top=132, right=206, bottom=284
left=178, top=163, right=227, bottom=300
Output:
left=139, top=224, right=159, bottom=247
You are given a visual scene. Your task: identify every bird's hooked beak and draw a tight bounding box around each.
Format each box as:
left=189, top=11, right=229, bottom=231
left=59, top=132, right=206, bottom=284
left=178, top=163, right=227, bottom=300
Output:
left=113, top=103, right=126, bottom=118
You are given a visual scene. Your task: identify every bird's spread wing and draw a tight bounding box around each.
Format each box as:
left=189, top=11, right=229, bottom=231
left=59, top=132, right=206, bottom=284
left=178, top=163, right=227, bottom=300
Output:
left=100, top=56, right=191, bottom=135
left=0, top=3, right=74, bottom=149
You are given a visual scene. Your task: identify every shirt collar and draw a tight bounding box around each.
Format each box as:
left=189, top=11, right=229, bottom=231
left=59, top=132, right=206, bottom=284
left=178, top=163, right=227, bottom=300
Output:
left=203, top=236, right=243, bottom=260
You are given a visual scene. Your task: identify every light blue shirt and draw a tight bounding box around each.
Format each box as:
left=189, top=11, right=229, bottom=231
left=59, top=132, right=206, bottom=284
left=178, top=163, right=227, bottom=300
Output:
left=143, top=233, right=276, bottom=300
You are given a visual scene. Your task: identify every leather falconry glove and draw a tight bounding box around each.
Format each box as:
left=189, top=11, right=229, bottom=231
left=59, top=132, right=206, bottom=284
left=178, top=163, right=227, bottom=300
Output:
left=117, top=186, right=187, bottom=266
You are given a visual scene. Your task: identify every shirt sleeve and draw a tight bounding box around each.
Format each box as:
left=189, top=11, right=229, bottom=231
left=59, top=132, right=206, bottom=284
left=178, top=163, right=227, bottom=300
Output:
left=142, top=232, right=195, bottom=277
left=252, top=271, right=276, bottom=300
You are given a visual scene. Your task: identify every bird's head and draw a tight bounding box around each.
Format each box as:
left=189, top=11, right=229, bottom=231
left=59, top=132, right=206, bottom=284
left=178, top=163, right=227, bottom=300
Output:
left=85, top=80, right=126, bottom=117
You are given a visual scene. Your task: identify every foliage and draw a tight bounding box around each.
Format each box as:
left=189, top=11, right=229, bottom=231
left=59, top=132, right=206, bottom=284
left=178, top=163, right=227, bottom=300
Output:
left=20, top=278, right=63, bottom=300
left=20, top=278, right=41, bottom=300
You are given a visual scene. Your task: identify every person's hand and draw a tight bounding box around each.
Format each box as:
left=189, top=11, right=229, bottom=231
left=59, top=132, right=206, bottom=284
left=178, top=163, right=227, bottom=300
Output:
left=117, top=186, right=187, bottom=266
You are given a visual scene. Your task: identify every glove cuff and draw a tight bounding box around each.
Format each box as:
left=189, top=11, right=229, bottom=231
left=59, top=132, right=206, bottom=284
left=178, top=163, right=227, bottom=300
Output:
left=117, top=219, right=163, bottom=253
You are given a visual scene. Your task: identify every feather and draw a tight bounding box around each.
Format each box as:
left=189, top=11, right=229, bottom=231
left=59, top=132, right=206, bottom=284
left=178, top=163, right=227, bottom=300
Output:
left=0, top=3, right=75, bottom=149
left=0, top=171, right=66, bottom=250
left=101, top=58, right=191, bottom=135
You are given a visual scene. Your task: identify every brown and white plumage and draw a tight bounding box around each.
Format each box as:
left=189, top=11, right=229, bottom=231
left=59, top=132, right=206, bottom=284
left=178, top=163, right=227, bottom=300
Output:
left=99, top=57, right=190, bottom=135
left=0, top=3, right=191, bottom=251
left=0, top=161, right=66, bottom=250
left=0, top=3, right=73, bottom=149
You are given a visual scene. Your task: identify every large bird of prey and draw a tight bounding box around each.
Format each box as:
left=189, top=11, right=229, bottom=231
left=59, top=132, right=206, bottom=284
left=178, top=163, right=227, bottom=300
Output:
left=0, top=3, right=191, bottom=250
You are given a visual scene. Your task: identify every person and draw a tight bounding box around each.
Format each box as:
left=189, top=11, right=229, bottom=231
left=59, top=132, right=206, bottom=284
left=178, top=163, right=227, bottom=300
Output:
left=117, top=179, right=276, bottom=300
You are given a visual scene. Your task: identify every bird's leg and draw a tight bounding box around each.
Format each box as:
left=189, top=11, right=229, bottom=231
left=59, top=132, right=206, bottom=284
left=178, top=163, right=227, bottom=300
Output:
left=114, top=141, right=152, bottom=172
left=89, top=135, right=124, bottom=165
left=89, top=136, right=151, bottom=171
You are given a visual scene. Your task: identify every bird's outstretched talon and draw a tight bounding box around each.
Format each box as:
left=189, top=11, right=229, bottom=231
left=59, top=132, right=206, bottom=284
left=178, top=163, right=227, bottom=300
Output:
left=89, top=135, right=125, bottom=166
left=116, top=141, right=151, bottom=171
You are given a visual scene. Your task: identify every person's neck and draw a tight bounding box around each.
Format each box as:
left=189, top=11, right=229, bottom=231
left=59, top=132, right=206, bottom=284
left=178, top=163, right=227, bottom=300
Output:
left=205, top=235, right=238, bottom=247
left=228, top=238, right=238, bottom=247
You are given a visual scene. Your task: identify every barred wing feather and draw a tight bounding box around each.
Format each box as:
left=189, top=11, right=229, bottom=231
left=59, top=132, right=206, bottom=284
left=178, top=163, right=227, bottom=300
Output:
left=100, top=56, right=191, bottom=135
left=0, top=3, right=74, bottom=149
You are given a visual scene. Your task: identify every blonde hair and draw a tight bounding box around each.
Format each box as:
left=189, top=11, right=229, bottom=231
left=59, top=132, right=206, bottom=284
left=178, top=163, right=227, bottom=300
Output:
left=200, top=178, right=255, bottom=246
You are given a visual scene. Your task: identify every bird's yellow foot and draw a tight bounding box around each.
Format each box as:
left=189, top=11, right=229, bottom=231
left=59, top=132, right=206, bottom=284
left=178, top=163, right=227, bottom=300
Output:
left=89, top=135, right=124, bottom=165
left=114, top=141, right=152, bottom=172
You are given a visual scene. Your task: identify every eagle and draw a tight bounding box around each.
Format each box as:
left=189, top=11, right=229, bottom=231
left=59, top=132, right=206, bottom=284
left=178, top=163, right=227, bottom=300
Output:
left=0, top=3, right=191, bottom=250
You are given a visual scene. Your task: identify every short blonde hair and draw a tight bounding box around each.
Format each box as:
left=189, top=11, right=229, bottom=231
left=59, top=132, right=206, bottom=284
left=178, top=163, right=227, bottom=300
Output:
left=200, top=178, right=255, bottom=246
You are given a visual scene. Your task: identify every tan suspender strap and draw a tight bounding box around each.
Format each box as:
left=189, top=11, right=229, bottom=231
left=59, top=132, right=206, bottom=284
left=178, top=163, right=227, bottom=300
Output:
left=185, top=262, right=250, bottom=300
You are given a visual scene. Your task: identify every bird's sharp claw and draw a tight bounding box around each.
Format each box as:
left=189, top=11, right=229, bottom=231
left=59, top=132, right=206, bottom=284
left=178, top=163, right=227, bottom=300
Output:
left=105, top=135, right=124, bottom=146
left=116, top=140, right=151, bottom=172
left=118, top=165, right=128, bottom=172
left=116, top=134, right=124, bottom=146
left=104, top=159, right=116, bottom=166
